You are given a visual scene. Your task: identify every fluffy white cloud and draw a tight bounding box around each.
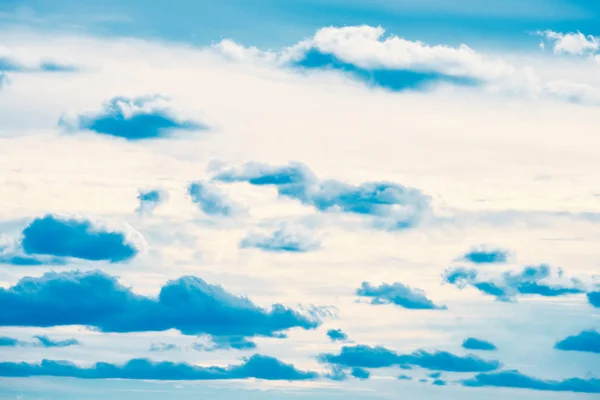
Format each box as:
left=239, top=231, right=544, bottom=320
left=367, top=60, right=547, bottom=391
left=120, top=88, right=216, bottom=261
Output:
left=537, top=30, right=599, bottom=55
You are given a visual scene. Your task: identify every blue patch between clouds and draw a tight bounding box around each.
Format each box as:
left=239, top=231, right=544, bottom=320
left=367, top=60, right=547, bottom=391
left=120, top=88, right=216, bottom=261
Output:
left=555, top=330, right=600, bottom=354
left=463, top=370, right=600, bottom=394
left=61, top=96, right=206, bottom=140
left=215, top=162, right=430, bottom=229
left=0, top=270, right=319, bottom=338
left=0, top=355, right=318, bottom=381
left=20, top=215, right=138, bottom=263
left=460, top=247, right=510, bottom=264
left=32, top=335, right=80, bottom=348
left=319, top=345, right=501, bottom=372
left=188, top=181, right=240, bottom=217
left=240, top=225, right=320, bottom=253
left=462, top=338, right=497, bottom=351
left=350, top=367, right=370, bottom=380
left=588, top=291, right=600, bottom=308
left=136, top=189, right=168, bottom=214
left=357, top=282, right=446, bottom=310
left=292, top=48, right=479, bottom=92
left=326, top=329, right=348, bottom=342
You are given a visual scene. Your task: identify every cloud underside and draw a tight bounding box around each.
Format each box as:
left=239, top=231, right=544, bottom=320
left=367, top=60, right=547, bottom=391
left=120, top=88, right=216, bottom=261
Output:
left=0, top=270, right=318, bottom=337
left=555, top=330, right=600, bottom=354
left=319, top=345, right=500, bottom=372
left=0, top=214, right=138, bottom=264
left=215, top=161, right=430, bottom=229
left=0, top=355, right=317, bottom=381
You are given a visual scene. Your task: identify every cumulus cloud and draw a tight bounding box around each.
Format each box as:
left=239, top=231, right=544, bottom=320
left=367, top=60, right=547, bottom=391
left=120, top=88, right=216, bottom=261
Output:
left=319, top=345, right=501, bottom=372
left=188, top=181, right=241, bottom=217
left=463, top=370, right=600, bottom=394
left=214, top=162, right=431, bottom=229
left=240, top=224, right=320, bottom=253
left=443, top=264, right=587, bottom=302
left=0, top=270, right=319, bottom=338
left=0, top=215, right=139, bottom=264
left=0, top=355, right=318, bottom=381
left=462, top=338, right=497, bottom=351
left=357, top=282, right=446, bottom=310
left=136, top=189, right=168, bottom=215
left=555, top=330, right=600, bottom=354
left=326, top=329, right=348, bottom=342
left=59, top=95, right=206, bottom=140
left=536, top=30, right=599, bottom=55
left=458, top=247, right=510, bottom=264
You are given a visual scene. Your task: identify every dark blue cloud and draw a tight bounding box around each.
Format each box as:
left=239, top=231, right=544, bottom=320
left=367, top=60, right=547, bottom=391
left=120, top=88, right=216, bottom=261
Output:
left=240, top=225, right=320, bottom=253
left=319, top=345, right=501, bottom=372
left=0, top=354, right=318, bottom=381
left=291, top=49, right=479, bottom=92
left=443, top=265, right=586, bottom=301
left=350, top=367, right=370, bottom=380
left=428, top=372, right=442, bottom=378
left=462, top=338, right=497, bottom=351
left=193, top=336, right=257, bottom=351
left=214, top=162, right=430, bottom=229
left=33, top=335, right=80, bottom=348
left=149, top=343, right=180, bottom=352
left=555, top=330, right=600, bottom=354
left=18, top=215, right=138, bottom=263
left=432, top=379, right=447, bottom=386
left=326, top=329, right=348, bottom=342
left=59, top=96, right=205, bottom=140
left=136, top=189, right=168, bottom=214
left=588, top=291, right=600, bottom=307
left=0, top=270, right=319, bottom=338
left=463, top=370, right=600, bottom=394
left=459, top=247, right=510, bottom=264
left=188, top=181, right=240, bottom=217
left=357, top=282, right=446, bottom=310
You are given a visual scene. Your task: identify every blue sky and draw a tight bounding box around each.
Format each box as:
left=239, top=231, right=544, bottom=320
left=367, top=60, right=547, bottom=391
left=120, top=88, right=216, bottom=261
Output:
left=0, top=1, right=599, bottom=399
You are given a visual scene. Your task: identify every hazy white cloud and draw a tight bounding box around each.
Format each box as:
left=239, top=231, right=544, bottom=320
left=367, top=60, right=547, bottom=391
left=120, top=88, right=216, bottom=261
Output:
left=536, top=30, right=599, bottom=55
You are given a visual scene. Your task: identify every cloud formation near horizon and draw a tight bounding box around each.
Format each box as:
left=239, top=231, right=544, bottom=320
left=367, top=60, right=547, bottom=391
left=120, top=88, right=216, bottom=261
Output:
left=0, top=270, right=319, bottom=337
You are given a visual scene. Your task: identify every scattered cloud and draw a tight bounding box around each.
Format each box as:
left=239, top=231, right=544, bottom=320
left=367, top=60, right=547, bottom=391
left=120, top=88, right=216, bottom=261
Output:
left=463, top=370, right=600, bottom=394
left=350, top=367, right=370, bottom=380
left=215, top=162, right=431, bottom=229
left=1, top=215, right=139, bottom=264
left=555, top=330, right=600, bottom=354
left=443, top=264, right=587, bottom=301
left=188, top=181, right=241, bottom=217
left=319, top=345, right=501, bottom=372
left=459, top=247, right=510, bottom=264
left=357, top=282, right=446, bottom=310
left=240, top=224, right=320, bottom=253
left=0, top=270, right=319, bottom=337
left=136, top=189, right=168, bottom=215
left=462, top=338, right=497, bottom=351
left=0, top=355, right=318, bottom=381
left=59, top=95, right=206, bottom=140
left=536, top=30, right=599, bottom=55
left=326, top=329, right=348, bottom=342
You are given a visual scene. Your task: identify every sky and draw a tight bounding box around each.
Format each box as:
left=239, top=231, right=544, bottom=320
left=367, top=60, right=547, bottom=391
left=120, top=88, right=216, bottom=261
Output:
left=0, top=1, right=599, bottom=399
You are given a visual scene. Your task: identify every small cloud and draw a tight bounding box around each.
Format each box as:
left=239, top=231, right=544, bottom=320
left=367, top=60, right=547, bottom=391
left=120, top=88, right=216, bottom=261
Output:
left=432, top=379, right=446, bottom=386
left=0, top=355, right=318, bottom=381
left=555, top=330, right=600, bottom=354
left=319, top=345, right=501, bottom=372
left=535, top=30, right=599, bottom=55
left=240, top=224, right=320, bottom=253
left=462, top=338, right=497, bottom=351
left=136, top=189, right=168, bottom=215
left=459, top=246, right=510, bottom=264
left=33, top=335, right=80, bottom=348
left=59, top=95, right=206, bottom=140
left=326, top=329, right=348, bottom=342
left=443, top=264, right=587, bottom=302
left=398, top=374, right=412, bottom=380
left=0, top=270, right=319, bottom=338
left=188, top=181, right=241, bottom=217
left=0, top=214, right=139, bottom=264
left=350, top=367, right=370, bottom=380
left=193, top=336, right=257, bottom=351
left=214, top=161, right=431, bottom=229
left=463, top=370, right=600, bottom=394
left=357, top=282, right=447, bottom=310
left=428, top=372, right=442, bottom=378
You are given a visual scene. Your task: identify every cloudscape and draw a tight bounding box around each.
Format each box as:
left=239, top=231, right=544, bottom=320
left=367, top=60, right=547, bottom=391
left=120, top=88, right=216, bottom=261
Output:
left=0, top=1, right=599, bottom=400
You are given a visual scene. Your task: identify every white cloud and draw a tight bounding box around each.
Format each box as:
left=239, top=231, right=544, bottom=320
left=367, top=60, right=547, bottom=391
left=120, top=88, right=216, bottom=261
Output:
left=536, top=30, right=599, bottom=55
